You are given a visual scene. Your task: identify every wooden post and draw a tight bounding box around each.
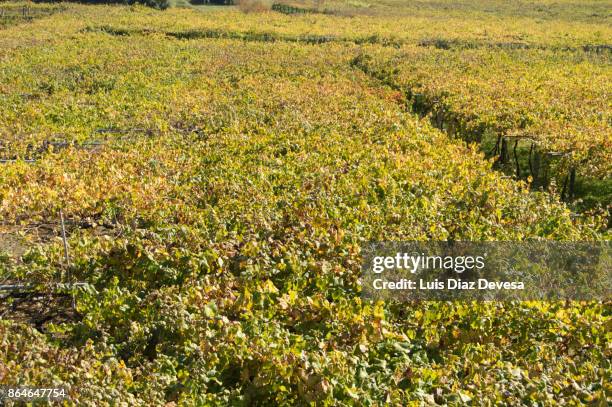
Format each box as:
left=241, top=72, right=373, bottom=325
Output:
left=513, top=139, right=520, bottom=178
left=568, top=167, right=576, bottom=201
left=491, top=134, right=501, bottom=156
left=60, top=209, right=70, bottom=270
left=59, top=209, right=76, bottom=309
left=528, top=142, right=534, bottom=180
left=560, top=173, right=569, bottom=201
left=499, top=137, right=508, bottom=164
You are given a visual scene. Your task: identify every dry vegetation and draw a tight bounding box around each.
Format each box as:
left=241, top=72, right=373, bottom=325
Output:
left=237, top=0, right=272, bottom=13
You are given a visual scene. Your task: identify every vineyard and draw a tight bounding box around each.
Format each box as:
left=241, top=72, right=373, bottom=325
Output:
left=0, top=0, right=610, bottom=405
left=0, top=1, right=65, bottom=28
